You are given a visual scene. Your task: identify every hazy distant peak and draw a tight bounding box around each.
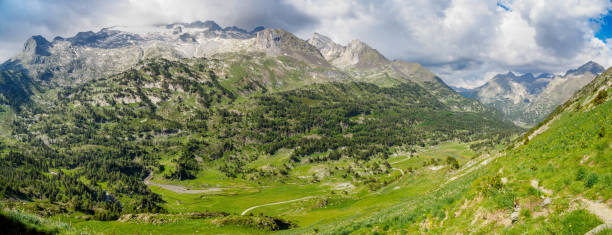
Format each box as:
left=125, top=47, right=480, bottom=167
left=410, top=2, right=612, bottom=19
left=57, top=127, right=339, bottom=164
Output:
left=502, top=71, right=516, bottom=77
left=250, top=26, right=266, bottom=34
left=536, top=73, right=554, bottom=79
left=166, top=20, right=222, bottom=30
left=564, top=61, right=605, bottom=77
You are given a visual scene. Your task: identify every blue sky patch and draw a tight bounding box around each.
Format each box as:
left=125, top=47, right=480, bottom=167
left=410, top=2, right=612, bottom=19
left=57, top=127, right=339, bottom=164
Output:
left=594, top=10, right=612, bottom=41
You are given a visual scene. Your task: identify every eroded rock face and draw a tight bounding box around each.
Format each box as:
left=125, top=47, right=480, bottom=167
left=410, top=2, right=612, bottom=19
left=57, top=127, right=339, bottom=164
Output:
left=1, top=20, right=265, bottom=87
left=256, top=29, right=329, bottom=66
left=307, top=33, right=345, bottom=62
left=23, top=35, right=52, bottom=56
left=307, top=33, right=387, bottom=70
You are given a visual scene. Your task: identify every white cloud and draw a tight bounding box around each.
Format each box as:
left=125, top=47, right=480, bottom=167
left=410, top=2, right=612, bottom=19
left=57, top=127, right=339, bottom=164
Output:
left=285, top=0, right=612, bottom=87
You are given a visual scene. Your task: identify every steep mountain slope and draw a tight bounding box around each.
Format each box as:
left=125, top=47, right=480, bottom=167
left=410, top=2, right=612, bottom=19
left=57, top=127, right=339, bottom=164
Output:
left=522, top=62, right=606, bottom=124
left=307, top=33, right=493, bottom=113
left=459, top=62, right=604, bottom=126
left=435, top=63, right=612, bottom=234
left=0, top=69, right=37, bottom=107
left=316, top=66, right=611, bottom=234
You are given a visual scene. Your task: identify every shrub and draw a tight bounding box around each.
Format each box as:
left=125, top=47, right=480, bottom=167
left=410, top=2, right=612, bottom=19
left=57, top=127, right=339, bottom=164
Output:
left=212, top=215, right=295, bottom=231
left=93, top=210, right=119, bottom=221
left=446, top=156, right=460, bottom=170
left=585, top=173, right=599, bottom=188
left=592, top=89, right=608, bottom=105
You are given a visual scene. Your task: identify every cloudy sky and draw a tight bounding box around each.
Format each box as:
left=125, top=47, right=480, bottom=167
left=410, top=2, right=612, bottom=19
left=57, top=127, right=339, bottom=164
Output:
left=1, top=0, right=611, bottom=87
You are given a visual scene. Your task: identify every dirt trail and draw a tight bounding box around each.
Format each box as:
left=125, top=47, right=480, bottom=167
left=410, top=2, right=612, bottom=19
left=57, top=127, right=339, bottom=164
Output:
left=143, top=171, right=223, bottom=194
left=530, top=179, right=553, bottom=196
left=581, top=198, right=612, bottom=224
left=444, top=153, right=499, bottom=185
left=390, top=157, right=411, bottom=165
left=527, top=179, right=612, bottom=235
left=581, top=197, right=612, bottom=235
left=392, top=168, right=404, bottom=176
left=240, top=196, right=315, bottom=215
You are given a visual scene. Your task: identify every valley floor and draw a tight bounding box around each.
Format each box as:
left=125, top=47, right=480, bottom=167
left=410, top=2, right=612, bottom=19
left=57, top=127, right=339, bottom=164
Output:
left=5, top=142, right=487, bottom=234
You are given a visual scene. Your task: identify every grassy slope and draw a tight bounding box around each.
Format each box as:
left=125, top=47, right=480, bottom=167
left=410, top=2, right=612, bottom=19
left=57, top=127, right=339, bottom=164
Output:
left=0, top=54, right=519, bottom=234
left=0, top=208, right=71, bottom=235
left=318, top=68, right=612, bottom=234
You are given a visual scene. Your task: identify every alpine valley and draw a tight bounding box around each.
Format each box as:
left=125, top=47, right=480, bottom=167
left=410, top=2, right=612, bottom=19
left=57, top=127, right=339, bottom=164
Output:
left=0, top=20, right=610, bottom=235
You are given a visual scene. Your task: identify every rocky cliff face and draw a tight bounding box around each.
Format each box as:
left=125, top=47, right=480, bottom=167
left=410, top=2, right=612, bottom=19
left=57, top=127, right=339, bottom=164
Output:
left=255, top=29, right=330, bottom=66
left=457, top=62, right=605, bottom=126
left=1, top=21, right=268, bottom=87
left=1, top=21, right=351, bottom=89
left=307, top=33, right=387, bottom=70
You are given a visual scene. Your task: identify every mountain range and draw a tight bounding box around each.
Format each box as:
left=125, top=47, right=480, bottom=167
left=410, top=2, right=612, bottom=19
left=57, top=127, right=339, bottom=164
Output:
left=0, top=20, right=609, bottom=234
left=1, top=20, right=500, bottom=120
left=455, top=61, right=605, bottom=126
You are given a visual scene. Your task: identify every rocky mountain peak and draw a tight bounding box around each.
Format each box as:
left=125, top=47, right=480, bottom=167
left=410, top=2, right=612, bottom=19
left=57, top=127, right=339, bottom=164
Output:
left=493, top=71, right=516, bottom=80
left=255, top=29, right=285, bottom=50
left=163, top=20, right=260, bottom=39
left=307, top=32, right=344, bottom=61
left=307, top=33, right=339, bottom=48
left=306, top=33, right=388, bottom=69
left=536, top=73, right=554, bottom=79
left=23, top=35, right=51, bottom=56
left=167, top=20, right=222, bottom=31
left=65, top=29, right=144, bottom=49
left=255, top=29, right=329, bottom=66
left=491, top=71, right=538, bottom=86
left=7, top=20, right=271, bottom=87
left=564, top=61, right=605, bottom=77
left=465, top=61, right=605, bottom=126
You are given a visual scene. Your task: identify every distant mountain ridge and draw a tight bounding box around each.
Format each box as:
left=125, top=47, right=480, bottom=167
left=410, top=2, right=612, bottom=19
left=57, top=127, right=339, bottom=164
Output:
left=0, top=20, right=504, bottom=117
left=454, top=61, right=605, bottom=126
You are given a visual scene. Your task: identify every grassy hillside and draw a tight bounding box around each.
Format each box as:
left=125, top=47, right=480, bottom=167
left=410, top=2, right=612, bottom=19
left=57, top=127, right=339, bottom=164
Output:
left=316, top=67, right=611, bottom=234
left=0, top=53, right=520, bottom=233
